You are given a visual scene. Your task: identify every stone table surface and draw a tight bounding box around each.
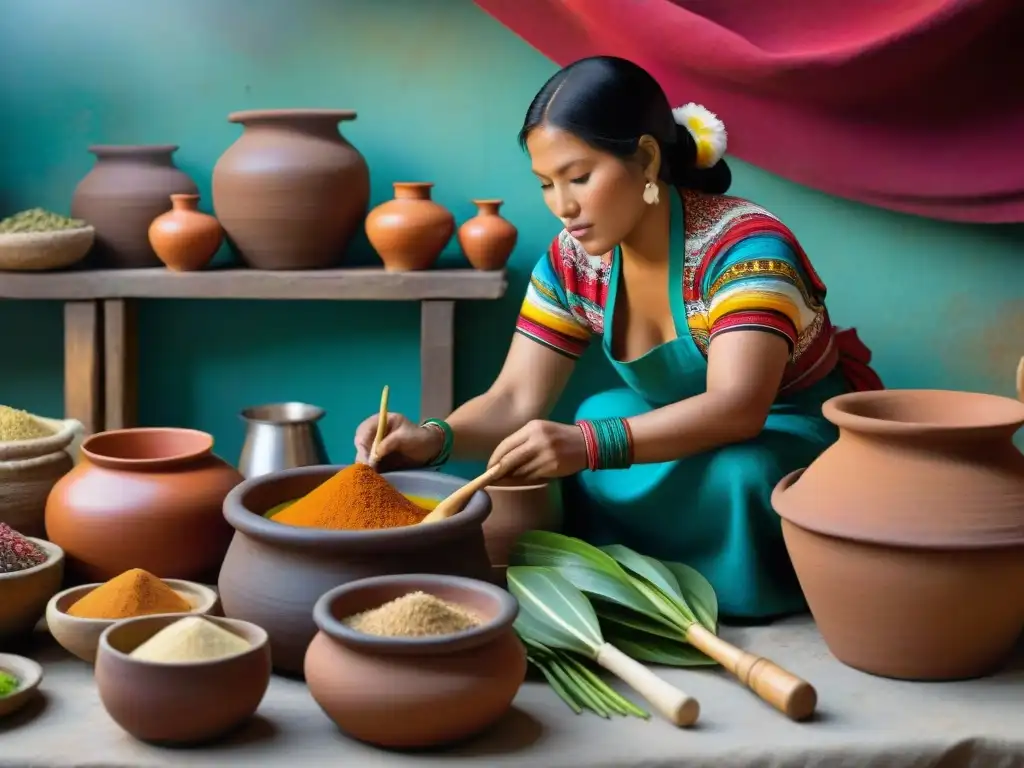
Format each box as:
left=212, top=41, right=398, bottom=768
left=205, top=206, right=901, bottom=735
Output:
left=2, top=616, right=1022, bottom=768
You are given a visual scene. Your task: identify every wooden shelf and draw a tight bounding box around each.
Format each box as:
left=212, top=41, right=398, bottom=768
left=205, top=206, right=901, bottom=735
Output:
left=0, top=267, right=508, bottom=301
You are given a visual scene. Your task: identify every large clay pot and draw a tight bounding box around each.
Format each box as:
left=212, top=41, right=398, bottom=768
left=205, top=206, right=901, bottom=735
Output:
left=458, top=199, right=517, bottom=270
left=481, top=479, right=563, bottom=584
left=305, top=574, right=525, bottom=748
left=45, top=428, right=242, bottom=584
left=212, top=109, right=369, bottom=270
left=772, top=389, right=1024, bottom=681
left=365, top=182, right=454, bottom=271
left=71, top=145, right=199, bottom=269
left=217, top=465, right=493, bottom=675
left=148, top=194, right=223, bottom=272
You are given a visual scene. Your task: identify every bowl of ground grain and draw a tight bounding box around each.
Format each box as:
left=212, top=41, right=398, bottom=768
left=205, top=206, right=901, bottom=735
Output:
left=0, top=208, right=95, bottom=272
left=305, top=573, right=526, bottom=748
left=95, top=614, right=270, bottom=745
left=46, top=568, right=218, bottom=663
left=219, top=464, right=494, bottom=676
left=0, top=653, right=43, bottom=719
left=0, top=527, right=65, bottom=642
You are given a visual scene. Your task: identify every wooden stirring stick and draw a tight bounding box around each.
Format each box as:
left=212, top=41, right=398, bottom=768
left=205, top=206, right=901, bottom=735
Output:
left=419, top=462, right=506, bottom=524
left=368, top=385, right=390, bottom=467
left=685, top=624, right=817, bottom=721
left=1016, top=356, right=1023, bottom=402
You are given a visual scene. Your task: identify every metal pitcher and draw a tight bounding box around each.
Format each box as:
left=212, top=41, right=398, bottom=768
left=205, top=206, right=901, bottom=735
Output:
left=238, top=402, right=330, bottom=479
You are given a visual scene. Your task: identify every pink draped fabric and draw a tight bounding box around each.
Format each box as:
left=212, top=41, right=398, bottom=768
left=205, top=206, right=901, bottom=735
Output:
left=475, top=0, right=1024, bottom=223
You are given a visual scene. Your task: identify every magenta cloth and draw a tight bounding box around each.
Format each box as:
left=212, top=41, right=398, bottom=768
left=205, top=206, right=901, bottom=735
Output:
left=475, top=0, right=1024, bottom=223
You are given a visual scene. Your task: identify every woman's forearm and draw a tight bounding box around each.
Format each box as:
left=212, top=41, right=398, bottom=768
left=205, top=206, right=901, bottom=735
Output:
left=445, top=389, right=538, bottom=461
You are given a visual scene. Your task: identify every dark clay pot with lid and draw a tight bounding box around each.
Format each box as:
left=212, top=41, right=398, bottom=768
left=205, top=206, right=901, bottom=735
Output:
left=217, top=465, right=494, bottom=675
left=305, top=573, right=526, bottom=748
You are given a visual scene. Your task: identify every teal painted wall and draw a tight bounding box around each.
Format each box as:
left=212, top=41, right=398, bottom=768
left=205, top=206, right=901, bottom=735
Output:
left=2, top=0, right=1023, bottom=470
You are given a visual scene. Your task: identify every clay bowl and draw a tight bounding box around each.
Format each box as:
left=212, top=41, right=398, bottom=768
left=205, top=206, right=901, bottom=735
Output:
left=0, top=538, right=65, bottom=642
left=218, top=465, right=494, bottom=675
left=0, top=654, right=43, bottom=719
left=46, top=579, right=218, bottom=663
left=480, top=478, right=563, bottom=584
left=305, top=573, right=526, bottom=748
left=95, top=614, right=270, bottom=745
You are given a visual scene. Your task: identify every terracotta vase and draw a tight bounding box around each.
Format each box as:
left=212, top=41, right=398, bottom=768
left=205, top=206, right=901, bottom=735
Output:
left=458, top=199, right=517, bottom=270
left=71, top=145, right=199, bottom=269
left=148, top=194, right=223, bottom=272
left=365, top=182, right=454, bottom=271
left=217, top=466, right=493, bottom=675
left=772, top=389, right=1024, bottom=681
left=45, top=428, right=243, bottom=584
left=305, top=574, right=526, bottom=748
left=212, top=109, right=369, bottom=270
left=481, top=479, right=563, bottom=583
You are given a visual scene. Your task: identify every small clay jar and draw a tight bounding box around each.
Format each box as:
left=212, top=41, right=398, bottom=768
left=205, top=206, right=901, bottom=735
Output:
left=304, top=573, right=526, bottom=748
left=458, top=199, right=517, bottom=270
left=365, top=182, right=454, bottom=271
left=481, top=479, right=563, bottom=584
left=148, top=194, right=224, bottom=272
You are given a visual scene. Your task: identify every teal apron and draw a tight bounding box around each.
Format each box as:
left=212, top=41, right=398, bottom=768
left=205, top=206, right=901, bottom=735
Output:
left=570, top=187, right=849, bottom=620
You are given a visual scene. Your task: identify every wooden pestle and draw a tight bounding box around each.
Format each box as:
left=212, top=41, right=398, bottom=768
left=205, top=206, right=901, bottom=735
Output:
left=685, top=623, right=817, bottom=721
left=368, top=385, right=389, bottom=467
left=419, top=462, right=506, bottom=524
left=1016, top=356, right=1023, bottom=402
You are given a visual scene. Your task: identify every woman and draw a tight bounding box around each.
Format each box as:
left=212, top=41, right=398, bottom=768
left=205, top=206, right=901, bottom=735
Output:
left=355, top=56, right=882, bottom=621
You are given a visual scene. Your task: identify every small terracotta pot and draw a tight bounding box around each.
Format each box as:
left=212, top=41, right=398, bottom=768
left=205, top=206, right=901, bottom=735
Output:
left=481, top=479, right=562, bottom=583
left=45, top=428, right=243, bottom=584
left=148, top=194, right=223, bottom=272
left=772, top=389, right=1024, bottom=680
left=305, top=573, right=526, bottom=748
left=458, top=199, right=517, bottom=270
left=217, top=466, right=493, bottom=675
left=95, top=614, right=270, bottom=745
left=365, top=182, right=454, bottom=271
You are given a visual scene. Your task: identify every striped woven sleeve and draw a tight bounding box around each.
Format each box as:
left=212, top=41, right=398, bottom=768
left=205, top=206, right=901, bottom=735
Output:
left=515, top=250, right=592, bottom=359
left=702, top=234, right=822, bottom=351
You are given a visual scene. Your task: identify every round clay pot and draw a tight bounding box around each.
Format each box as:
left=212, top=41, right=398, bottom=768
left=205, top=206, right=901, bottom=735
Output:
left=217, top=465, right=493, bottom=675
left=305, top=573, right=525, bottom=748
left=44, top=428, right=243, bottom=584
left=148, top=194, right=223, bottom=272
left=458, top=199, right=517, bottom=270
left=772, top=389, right=1024, bottom=681
left=212, top=109, right=370, bottom=270
left=71, top=145, right=199, bottom=269
left=481, top=479, right=563, bottom=583
left=365, top=182, right=454, bottom=271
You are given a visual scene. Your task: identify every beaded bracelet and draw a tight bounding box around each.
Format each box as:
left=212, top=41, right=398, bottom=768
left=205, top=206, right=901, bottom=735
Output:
left=576, top=417, right=634, bottom=471
left=420, top=418, right=454, bottom=467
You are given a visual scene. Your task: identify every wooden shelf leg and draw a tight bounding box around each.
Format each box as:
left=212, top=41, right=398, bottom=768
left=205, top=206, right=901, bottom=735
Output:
left=420, top=300, right=455, bottom=421
left=103, top=298, right=138, bottom=431
left=63, top=301, right=102, bottom=435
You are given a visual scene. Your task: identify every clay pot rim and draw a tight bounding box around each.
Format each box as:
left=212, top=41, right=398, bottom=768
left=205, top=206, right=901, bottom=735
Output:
left=98, top=613, right=269, bottom=668
left=0, top=538, right=64, bottom=582
left=223, top=466, right=492, bottom=551
left=471, top=199, right=504, bottom=208
left=313, top=573, right=518, bottom=656
left=47, top=578, right=219, bottom=626
left=485, top=480, right=549, bottom=492
left=88, top=144, right=179, bottom=156
left=823, top=389, right=1024, bottom=435
left=239, top=402, right=325, bottom=425
left=81, top=428, right=214, bottom=470
left=228, top=109, right=357, bottom=124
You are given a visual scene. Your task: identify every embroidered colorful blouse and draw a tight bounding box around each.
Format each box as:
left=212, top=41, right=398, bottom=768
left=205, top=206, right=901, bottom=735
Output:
left=516, top=189, right=843, bottom=393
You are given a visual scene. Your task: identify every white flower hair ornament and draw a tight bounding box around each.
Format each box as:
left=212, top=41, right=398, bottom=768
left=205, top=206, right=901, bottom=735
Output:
left=672, top=103, right=727, bottom=169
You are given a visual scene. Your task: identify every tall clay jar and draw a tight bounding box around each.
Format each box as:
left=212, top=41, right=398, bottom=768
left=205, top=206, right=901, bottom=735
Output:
left=458, top=199, right=517, bottom=270
left=45, top=428, right=243, bottom=584
left=365, top=182, right=454, bottom=271
left=148, top=194, right=224, bottom=272
left=212, top=109, right=370, bottom=270
left=71, top=145, right=199, bottom=269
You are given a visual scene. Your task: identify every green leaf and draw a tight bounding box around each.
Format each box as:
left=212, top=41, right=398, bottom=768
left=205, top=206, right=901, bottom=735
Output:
left=602, top=622, right=716, bottom=667
left=507, top=566, right=603, bottom=658
left=601, top=545, right=698, bottom=626
left=592, top=600, right=683, bottom=640
left=662, top=561, right=718, bottom=632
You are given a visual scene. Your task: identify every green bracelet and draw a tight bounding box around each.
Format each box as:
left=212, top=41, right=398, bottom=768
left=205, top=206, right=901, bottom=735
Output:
left=420, top=418, right=453, bottom=467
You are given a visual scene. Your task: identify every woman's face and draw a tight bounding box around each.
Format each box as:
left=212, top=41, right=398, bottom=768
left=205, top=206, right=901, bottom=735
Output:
left=527, top=125, right=648, bottom=256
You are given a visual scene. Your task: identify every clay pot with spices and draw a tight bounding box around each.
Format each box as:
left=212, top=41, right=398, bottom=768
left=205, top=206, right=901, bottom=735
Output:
left=148, top=194, right=223, bottom=272
left=45, top=428, right=243, bottom=584
left=458, top=199, right=517, bottom=270
left=772, top=389, right=1024, bottom=681
left=71, top=145, right=199, bottom=269
left=365, top=182, right=454, bottom=271
left=212, top=109, right=370, bottom=270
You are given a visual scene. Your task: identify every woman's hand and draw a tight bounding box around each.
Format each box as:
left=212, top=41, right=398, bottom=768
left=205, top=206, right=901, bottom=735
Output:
left=353, top=413, right=444, bottom=472
left=487, top=420, right=588, bottom=481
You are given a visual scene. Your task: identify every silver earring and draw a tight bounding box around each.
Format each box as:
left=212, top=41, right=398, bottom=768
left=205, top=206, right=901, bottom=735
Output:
left=643, top=181, right=660, bottom=205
